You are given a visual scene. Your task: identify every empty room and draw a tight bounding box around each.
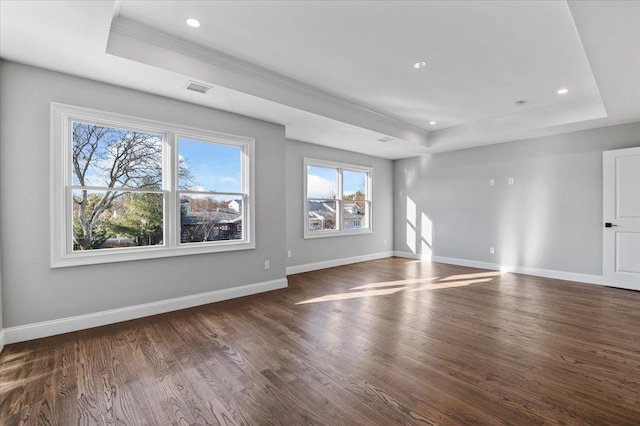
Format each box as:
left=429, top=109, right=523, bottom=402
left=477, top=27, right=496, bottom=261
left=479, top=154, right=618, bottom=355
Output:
left=1, top=0, right=639, bottom=424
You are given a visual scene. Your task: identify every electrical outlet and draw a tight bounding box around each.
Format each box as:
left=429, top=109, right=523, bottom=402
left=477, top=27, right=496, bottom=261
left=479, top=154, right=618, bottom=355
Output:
left=508, top=177, right=514, bottom=185
left=287, top=250, right=292, bottom=258
left=490, top=247, right=495, bottom=254
left=489, top=178, right=495, bottom=186
left=264, top=260, right=270, bottom=270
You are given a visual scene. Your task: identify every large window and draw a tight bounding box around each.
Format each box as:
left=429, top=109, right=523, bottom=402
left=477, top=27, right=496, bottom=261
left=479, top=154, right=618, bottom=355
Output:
left=51, top=103, right=254, bottom=267
left=304, top=158, right=372, bottom=238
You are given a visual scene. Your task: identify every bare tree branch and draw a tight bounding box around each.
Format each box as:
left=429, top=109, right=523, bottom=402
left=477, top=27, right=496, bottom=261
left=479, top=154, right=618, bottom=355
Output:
left=72, top=123, right=192, bottom=250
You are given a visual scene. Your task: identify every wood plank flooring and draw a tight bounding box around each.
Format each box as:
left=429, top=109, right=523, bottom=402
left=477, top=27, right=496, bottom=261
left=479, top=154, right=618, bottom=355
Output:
left=2, top=257, right=640, bottom=425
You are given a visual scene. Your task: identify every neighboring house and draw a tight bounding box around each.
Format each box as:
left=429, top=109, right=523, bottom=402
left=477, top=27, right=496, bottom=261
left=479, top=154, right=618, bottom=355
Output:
left=308, top=201, right=336, bottom=231
left=180, top=198, right=192, bottom=213
left=228, top=199, right=242, bottom=213
left=343, top=201, right=365, bottom=229
left=179, top=198, right=243, bottom=242
left=216, top=217, right=243, bottom=240
left=307, top=201, right=364, bottom=230
left=308, top=211, right=327, bottom=231
left=180, top=209, right=242, bottom=242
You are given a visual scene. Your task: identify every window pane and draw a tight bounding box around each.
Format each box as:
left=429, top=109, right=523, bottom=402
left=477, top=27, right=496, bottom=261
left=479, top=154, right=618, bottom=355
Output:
left=344, top=200, right=370, bottom=230
left=180, top=194, right=243, bottom=243
left=178, top=138, right=242, bottom=192
left=72, top=190, right=164, bottom=251
left=307, top=166, right=338, bottom=199
left=343, top=170, right=367, bottom=200
left=72, top=122, right=163, bottom=189
left=308, top=200, right=337, bottom=231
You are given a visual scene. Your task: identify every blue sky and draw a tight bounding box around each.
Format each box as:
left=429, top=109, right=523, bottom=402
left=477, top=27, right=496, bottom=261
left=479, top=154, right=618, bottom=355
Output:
left=343, top=170, right=366, bottom=195
left=307, top=166, right=366, bottom=199
left=307, top=166, right=337, bottom=198
left=179, top=138, right=241, bottom=193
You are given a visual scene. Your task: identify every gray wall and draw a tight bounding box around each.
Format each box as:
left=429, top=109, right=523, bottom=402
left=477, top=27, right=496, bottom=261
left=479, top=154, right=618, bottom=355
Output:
left=0, top=239, right=3, bottom=335
left=286, top=139, right=393, bottom=268
left=394, top=122, right=640, bottom=276
left=0, top=150, right=2, bottom=334
left=4, top=58, right=635, bottom=332
left=0, top=61, right=286, bottom=328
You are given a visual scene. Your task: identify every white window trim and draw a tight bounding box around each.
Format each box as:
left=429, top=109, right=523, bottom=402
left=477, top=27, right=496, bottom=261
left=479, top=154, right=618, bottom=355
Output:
left=303, top=157, right=373, bottom=239
left=50, top=103, right=255, bottom=268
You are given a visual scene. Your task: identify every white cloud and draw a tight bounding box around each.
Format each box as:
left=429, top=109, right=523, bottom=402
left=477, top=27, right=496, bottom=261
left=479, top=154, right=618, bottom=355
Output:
left=307, top=174, right=336, bottom=199
left=218, top=176, right=239, bottom=185
left=183, top=185, right=205, bottom=192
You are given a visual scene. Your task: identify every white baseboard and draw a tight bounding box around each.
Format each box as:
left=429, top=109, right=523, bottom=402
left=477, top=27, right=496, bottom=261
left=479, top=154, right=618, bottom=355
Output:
left=431, top=255, right=501, bottom=271
left=2, top=278, right=288, bottom=346
left=392, top=251, right=433, bottom=261
left=394, top=251, right=603, bottom=285
left=287, top=251, right=394, bottom=275
left=0, top=329, right=5, bottom=354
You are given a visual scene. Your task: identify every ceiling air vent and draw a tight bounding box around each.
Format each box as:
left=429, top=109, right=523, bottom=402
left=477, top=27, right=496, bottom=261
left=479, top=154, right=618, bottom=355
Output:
left=184, top=81, right=212, bottom=94
left=377, top=136, right=395, bottom=143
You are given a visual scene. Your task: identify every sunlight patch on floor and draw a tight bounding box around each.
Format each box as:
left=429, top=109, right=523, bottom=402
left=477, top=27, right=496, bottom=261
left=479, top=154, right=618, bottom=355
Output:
left=0, top=371, right=50, bottom=394
left=407, top=278, right=493, bottom=291
left=439, top=271, right=502, bottom=281
left=296, top=287, right=409, bottom=304
left=350, top=277, right=440, bottom=290
left=297, top=271, right=499, bottom=304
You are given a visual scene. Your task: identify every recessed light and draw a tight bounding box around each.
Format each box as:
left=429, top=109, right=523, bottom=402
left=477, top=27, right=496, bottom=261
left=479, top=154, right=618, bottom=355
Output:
left=186, top=18, right=201, bottom=28
left=429, top=121, right=437, bottom=125
left=413, top=61, right=427, bottom=69
left=557, top=88, right=569, bottom=94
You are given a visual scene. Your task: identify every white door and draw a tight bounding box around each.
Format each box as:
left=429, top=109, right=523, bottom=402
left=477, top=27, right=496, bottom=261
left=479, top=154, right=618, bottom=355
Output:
left=603, top=147, right=640, bottom=291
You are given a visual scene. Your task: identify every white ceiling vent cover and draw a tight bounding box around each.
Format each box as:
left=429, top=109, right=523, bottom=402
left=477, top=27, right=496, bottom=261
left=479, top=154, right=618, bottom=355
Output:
left=377, top=136, right=395, bottom=143
left=184, top=81, right=212, bottom=94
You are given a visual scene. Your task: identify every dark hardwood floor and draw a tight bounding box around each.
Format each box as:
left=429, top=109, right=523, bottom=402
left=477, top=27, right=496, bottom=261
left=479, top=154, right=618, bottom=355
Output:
left=2, top=257, right=640, bottom=425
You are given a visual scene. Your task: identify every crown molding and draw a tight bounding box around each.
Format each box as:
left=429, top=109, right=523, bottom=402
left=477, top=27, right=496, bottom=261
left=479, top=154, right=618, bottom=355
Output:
left=428, top=95, right=607, bottom=150
left=444, top=95, right=605, bottom=132
left=108, top=17, right=609, bottom=153
left=109, top=16, right=428, bottom=140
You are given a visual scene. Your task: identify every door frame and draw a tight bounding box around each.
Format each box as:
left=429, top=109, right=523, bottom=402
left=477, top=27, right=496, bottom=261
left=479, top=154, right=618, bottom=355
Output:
left=602, top=146, right=640, bottom=291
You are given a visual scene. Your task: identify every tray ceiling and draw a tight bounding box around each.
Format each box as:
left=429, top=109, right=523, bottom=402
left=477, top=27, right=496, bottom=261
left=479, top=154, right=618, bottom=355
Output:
left=1, top=1, right=638, bottom=158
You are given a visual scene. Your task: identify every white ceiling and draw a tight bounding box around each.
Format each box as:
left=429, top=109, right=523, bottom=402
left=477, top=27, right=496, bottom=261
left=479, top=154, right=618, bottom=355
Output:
left=1, top=0, right=639, bottom=159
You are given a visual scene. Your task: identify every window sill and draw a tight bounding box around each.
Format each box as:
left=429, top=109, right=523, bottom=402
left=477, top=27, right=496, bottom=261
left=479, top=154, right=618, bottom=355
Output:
left=303, top=229, right=373, bottom=240
left=51, top=240, right=255, bottom=268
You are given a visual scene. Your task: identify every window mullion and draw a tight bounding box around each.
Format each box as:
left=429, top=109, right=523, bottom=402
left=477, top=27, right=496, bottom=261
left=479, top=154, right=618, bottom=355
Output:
left=337, top=167, right=343, bottom=231
left=243, top=144, right=252, bottom=243
left=367, top=171, right=372, bottom=229
left=65, top=185, right=72, bottom=256
left=165, top=131, right=177, bottom=249
left=63, top=115, right=73, bottom=257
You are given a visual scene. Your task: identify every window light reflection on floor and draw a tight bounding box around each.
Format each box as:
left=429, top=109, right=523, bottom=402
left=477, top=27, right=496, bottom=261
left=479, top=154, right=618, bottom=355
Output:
left=296, top=271, right=500, bottom=304
left=350, top=277, right=440, bottom=290
left=438, top=271, right=501, bottom=281
left=296, top=287, right=410, bottom=304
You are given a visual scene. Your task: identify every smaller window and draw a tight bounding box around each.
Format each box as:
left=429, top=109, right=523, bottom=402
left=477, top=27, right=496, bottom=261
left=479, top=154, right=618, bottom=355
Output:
left=304, top=158, right=373, bottom=238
